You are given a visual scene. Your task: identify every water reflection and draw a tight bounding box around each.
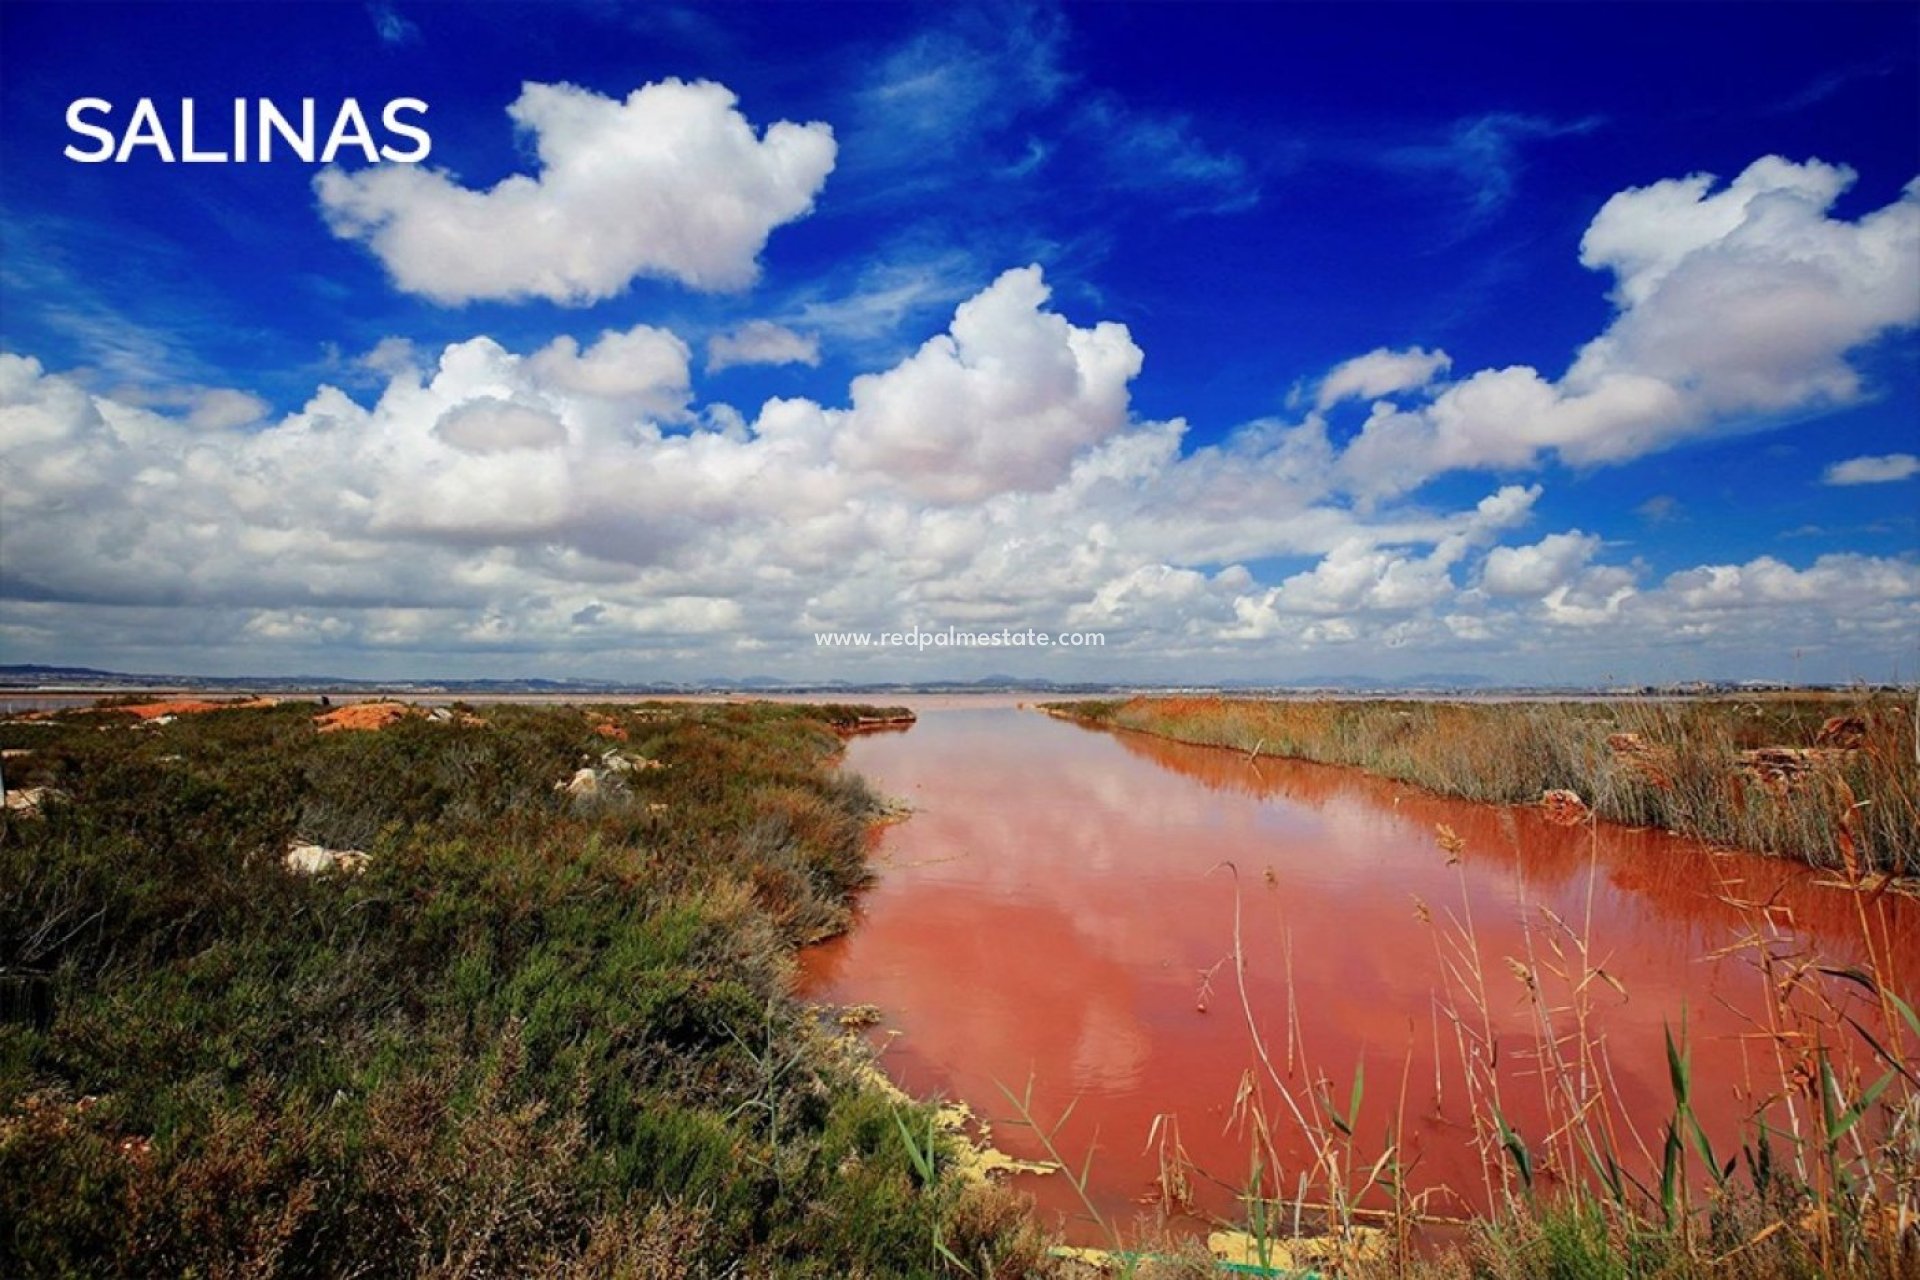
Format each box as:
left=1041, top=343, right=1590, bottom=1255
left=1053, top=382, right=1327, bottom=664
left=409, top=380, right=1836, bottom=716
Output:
left=799, top=706, right=1911, bottom=1237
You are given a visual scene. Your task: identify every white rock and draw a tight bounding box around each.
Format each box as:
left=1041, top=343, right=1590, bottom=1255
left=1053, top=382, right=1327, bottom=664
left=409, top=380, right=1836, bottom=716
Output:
left=285, top=843, right=370, bottom=875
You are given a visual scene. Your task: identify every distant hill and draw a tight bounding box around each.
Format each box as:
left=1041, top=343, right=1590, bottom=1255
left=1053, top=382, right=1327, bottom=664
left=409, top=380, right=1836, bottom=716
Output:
left=0, top=662, right=1872, bottom=698
left=1259, top=673, right=1498, bottom=690
left=0, top=664, right=127, bottom=681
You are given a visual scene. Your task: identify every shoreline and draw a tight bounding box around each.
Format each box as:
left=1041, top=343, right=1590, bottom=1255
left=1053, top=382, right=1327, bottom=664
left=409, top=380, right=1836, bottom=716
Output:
left=1040, top=694, right=1917, bottom=877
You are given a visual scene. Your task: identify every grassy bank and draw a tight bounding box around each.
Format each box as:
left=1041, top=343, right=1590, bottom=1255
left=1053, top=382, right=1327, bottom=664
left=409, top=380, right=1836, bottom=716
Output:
left=1045, top=695, right=1917, bottom=875
left=0, top=699, right=1045, bottom=1278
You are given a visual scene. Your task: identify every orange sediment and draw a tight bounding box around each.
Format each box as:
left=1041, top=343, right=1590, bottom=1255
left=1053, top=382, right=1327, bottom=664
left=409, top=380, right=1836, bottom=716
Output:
left=110, top=697, right=278, bottom=719
left=314, top=702, right=416, bottom=732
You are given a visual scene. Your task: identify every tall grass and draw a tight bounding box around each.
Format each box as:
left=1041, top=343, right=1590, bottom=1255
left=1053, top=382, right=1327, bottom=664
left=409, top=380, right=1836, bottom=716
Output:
left=1054, top=805, right=1919, bottom=1278
left=1047, top=695, right=1918, bottom=876
left=1386, top=806, right=1920, bottom=1280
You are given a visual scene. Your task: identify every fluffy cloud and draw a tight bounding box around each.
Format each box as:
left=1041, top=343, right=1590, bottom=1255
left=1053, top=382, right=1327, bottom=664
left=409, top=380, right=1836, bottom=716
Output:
left=1481, top=530, right=1601, bottom=597
left=1223, top=486, right=1542, bottom=636
left=816, top=266, right=1143, bottom=503
left=1824, top=452, right=1920, bottom=485
left=0, top=267, right=1358, bottom=674
left=1655, top=554, right=1919, bottom=613
left=1337, top=158, right=1920, bottom=494
left=1455, top=552, right=1920, bottom=654
left=706, top=321, right=821, bottom=372
left=526, top=324, right=692, bottom=420
left=315, top=79, right=836, bottom=304
left=0, top=268, right=1153, bottom=616
left=1276, top=541, right=1457, bottom=614
left=4, top=201, right=1917, bottom=681
left=1316, top=346, right=1451, bottom=409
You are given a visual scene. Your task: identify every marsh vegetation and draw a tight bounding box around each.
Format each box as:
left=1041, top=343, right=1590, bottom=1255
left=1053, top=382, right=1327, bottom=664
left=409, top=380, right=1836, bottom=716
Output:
left=1047, top=695, right=1917, bottom=876
left=0, top=699, right=1044, bottom=1278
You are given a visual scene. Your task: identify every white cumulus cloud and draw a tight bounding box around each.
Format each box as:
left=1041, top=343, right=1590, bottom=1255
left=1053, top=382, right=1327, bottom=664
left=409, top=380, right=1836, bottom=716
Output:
left=315, top=79, right=836, bottom=304
left=1336, top=158, right=1920, bottom=494
left=3, top=228, right=1917, bottom=682
left=1481, top=531, right=1602, bottom=597
left=815, top=265, right=1144, bottom=503
left=526, top=324, right=692, bottom=420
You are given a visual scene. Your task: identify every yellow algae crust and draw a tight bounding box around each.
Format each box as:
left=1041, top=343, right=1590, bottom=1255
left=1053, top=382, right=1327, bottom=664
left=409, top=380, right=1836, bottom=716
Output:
left=1208, top=1225, right=1388, bottom=1268
left=839, top=1042, right=1057, bottom=1182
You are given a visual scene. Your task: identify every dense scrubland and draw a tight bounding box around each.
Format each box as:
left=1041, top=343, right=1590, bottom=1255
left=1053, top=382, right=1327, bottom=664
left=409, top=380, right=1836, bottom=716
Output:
left=1047, top=695, right=1918, bottom=876
left=0, top=700, right=1043, bottom=1278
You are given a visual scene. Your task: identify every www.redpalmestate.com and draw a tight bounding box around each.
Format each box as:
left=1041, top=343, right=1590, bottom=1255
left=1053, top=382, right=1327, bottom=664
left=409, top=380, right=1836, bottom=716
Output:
left=63, top=97, right=430, bottom=164
left=813, top=627, right=1108, bottom=649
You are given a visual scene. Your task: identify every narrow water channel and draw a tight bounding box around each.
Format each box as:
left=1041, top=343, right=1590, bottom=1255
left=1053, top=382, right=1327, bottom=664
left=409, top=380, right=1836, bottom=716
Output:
left=798, top=702, right=1913, bottom=1242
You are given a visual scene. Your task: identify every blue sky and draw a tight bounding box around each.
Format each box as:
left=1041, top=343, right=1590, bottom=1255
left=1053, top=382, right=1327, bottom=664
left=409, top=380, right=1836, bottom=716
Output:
left=1, top=1, right=1916, bottom=683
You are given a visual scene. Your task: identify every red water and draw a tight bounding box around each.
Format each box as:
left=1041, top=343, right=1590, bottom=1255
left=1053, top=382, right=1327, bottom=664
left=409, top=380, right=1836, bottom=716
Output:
left=798, top=706, right=1916, bottom=1241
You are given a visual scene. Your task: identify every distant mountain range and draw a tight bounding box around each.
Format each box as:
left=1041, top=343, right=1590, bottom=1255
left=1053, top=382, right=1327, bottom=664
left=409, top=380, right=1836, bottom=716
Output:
left=0, top=662, right=1855, bottom=697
